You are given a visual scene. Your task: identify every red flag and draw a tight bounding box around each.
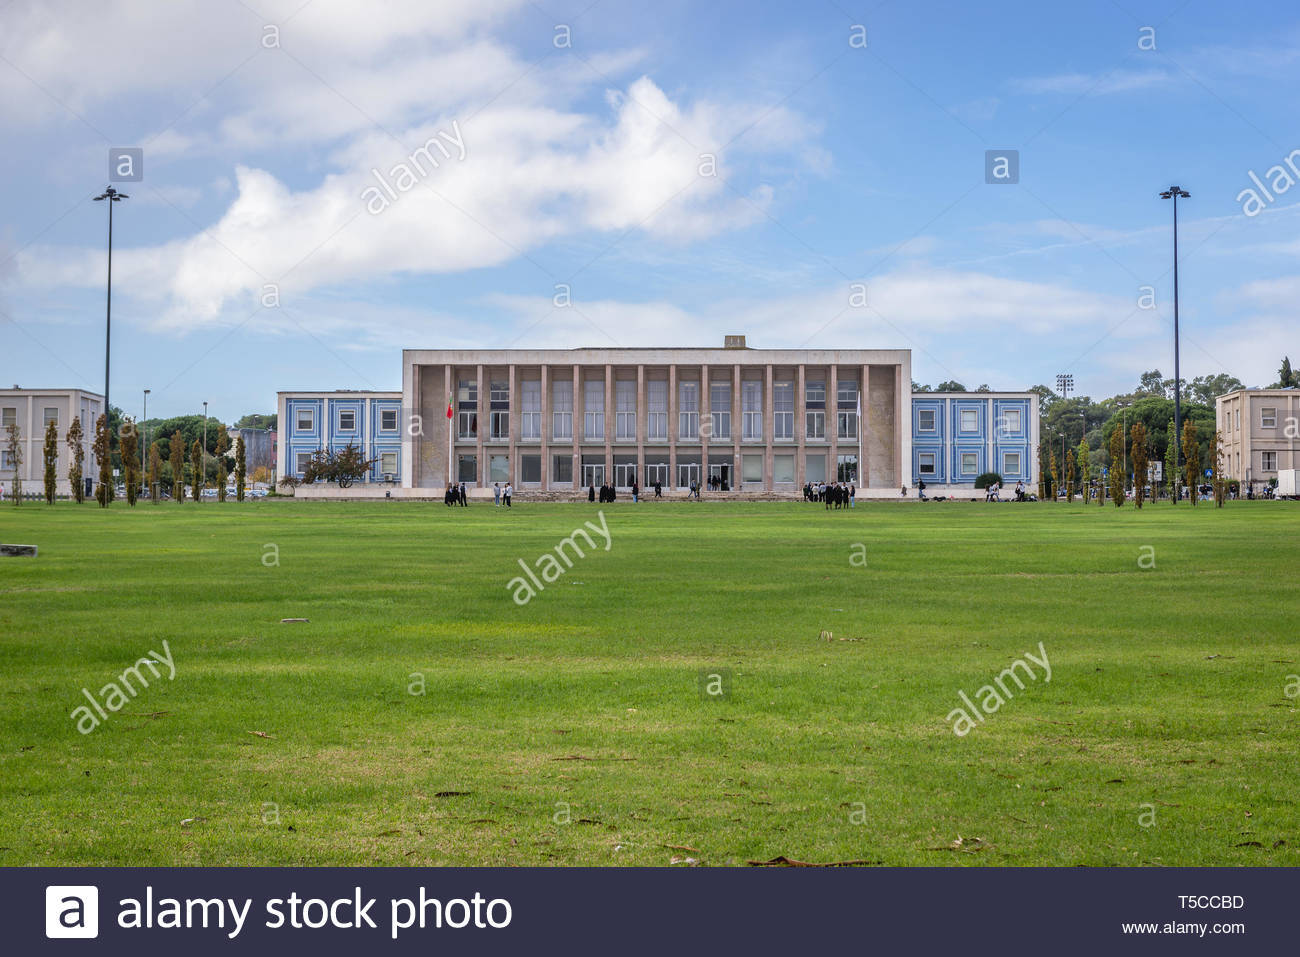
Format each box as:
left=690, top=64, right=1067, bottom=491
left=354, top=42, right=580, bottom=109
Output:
left=446, top=393, right=454, bottom=419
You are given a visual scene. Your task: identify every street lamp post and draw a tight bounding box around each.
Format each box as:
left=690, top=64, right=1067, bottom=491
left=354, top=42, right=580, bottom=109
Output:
left=1056, top=374, right=1074, bottom=495
left=92, top=186, right=128, bottom=423
left=1160, top=186, right=1190, bottom=482
left=142, top=388, right=150, bottom=477
left=202, top=401, right=208, bottom=494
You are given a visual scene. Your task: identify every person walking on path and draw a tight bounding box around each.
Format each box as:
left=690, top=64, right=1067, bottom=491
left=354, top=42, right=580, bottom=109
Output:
left=503, top=483, right=512, bottom=508
left=458, top=482, right=468, bottom=506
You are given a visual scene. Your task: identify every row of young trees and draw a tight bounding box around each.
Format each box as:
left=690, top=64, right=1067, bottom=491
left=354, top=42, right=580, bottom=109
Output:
left=6, top=415, right=250, bottom=506
left=1038, top=417, right=1229, bottom=508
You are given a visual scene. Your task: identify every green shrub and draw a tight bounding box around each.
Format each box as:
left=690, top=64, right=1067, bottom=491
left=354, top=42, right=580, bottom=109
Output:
left=974, top=472, right=1003, bottom=489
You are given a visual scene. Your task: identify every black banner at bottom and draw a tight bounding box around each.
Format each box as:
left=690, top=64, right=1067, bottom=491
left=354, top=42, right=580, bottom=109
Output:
left=12, top=867, right=1291, bottom=955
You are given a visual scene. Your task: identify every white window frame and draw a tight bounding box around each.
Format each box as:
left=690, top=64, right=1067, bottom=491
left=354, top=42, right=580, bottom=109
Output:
left=615, top=379, right=636, bottom=440
left=959, top=409, right=978, bottom=432
left=919, top=452, right=936, bottom=475
left=806, top=410, right=825, bottom=440
left=1261, top=407, right=1277, bottom=428
left=43, top=407, right=59, bottom=427
left=1261, top=450, right=1277, bottom=471
left=961, top=452, right=978, bottom=475
left=1003, top=451, right=1021, bottom=475
left=520, top=380, right=541, bottom=440
left=709, top=382, right=731, bottom=440
left=583, top=380, right=604, bottom=441
left=678, top=381, right=699, bottom=439
left=552, top=380, right=573, bottom=440
left=647, top=380, right=667, bottom=440
left=296, top=407, right=314, bottom=432
left=379, top=451, right=398, bottom=475
left=742, top=381, right=762, bottom=441
left=295, top=451, right=311, bottom=474
left=773, top=382, right=793, bottom=439
left=918, top=409, right=936, bottom=432
left=380, top=409, right=398, bottom=432
left=1001, top=409, right=1021, bottom=433
left=337, top=408, right=356, bottom=432
left=837, top=410, right=858, bottom=439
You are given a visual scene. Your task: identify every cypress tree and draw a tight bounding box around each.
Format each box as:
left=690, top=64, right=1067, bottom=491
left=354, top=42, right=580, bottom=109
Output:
left=1130, top=421, right=1149, bottom=509
left=190, top=439, right=203, bottom=502
left=1108, top=426, right=1125, bottom=506
left=92, top=414, right=112, bottom=507
left=66, top=416, right=85, bottom=503
left=1165, top=419, right=1178, bottom=504
left=5, top=423, right=21, bottom=505
left=170, top=430, right=186, bottom=502
left=120, top=420, right=139, bottom=506
left=1065, top=448, right=1076, bottom=503
left=1077, top=438, right=1090, bottom=504
left=43, top=419, right=58, bottom=504
left=235, top=434, right=247, bottom=502
left=1182, top=420, right=1200, bottom=508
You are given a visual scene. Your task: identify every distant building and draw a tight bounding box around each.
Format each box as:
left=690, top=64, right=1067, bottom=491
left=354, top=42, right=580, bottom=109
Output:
left=228, top=427, right=275, bottom=473
left=910, top=392, right=1040, bottom=492
left=276, top=391, right=403, bottom=483
left=1216, top=388, right=1300, bottom=489
left=0, top=387, right=104, bottom=495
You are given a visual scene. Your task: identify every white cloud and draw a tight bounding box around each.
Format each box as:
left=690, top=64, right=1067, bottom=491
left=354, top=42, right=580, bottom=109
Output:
left=1012, top=68, right=1175, bottom=96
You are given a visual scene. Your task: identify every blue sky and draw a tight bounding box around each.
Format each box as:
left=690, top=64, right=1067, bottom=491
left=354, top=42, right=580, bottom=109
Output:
left=2, top=0, right=1299, bottom=422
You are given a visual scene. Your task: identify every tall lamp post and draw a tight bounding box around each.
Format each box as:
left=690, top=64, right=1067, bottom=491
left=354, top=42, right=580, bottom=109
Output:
left=1056, top=374, right=1073, bottom=495
left=142, top=388, right=150, bottom=476
left=202, top=400, right=209, bottom=494
left=1160, top=186, right=1190, bottom=480
left=92, top=186, right=129, bottom=422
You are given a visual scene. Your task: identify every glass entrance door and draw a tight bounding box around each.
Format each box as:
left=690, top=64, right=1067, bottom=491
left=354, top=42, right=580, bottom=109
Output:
left=613, top=462, right=638, bottom=488
left=708, top=463, right=731, bottom=490
left=677, top=462, right=700, bottom=489
left=581, top=463, right=605, bottom=487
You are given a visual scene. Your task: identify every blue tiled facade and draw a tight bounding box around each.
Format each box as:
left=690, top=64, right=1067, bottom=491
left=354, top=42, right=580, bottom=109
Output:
left=280, top=393, right=403, bottom=482
left=910, top=393, right=1037, bottom=487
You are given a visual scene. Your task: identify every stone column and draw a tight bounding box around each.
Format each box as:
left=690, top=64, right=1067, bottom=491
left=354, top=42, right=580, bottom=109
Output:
left=540, top=364, right=550, bottom=490
left=508, top=363, right=517, bottom=488
left=572, top=364, right=580, bottom=490
left=604, top=363, right=613, bottom=480
left=764, top=364, right=774, bottom=491
left=828, top=364, right=839, bottom=483
left=861, top=363, right=870, bottom=488
left=636, top=364, right=646, bottom=487
left=732, top=363, right=741, bottom=489
left=796, top=364, right=806, bottom=486
left=444, top=363, right=453, bottom=487
left=668, top=364, right=678, bottom=489
left=475, top=364, right=485, bottom=486
left=700, top=363, right=710, bottom=485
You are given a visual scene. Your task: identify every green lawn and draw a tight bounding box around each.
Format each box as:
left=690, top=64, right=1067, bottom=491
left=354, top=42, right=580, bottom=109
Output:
left=1, top=497, right=1297, bottom=866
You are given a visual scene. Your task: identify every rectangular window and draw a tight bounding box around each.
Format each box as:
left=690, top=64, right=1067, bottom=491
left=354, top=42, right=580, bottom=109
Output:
left=837, top=376, right=858, bottom=409
left=379, top=451, right=398, bottom=476
left=490, top=454, right=509, bottom=482
left=43, top=407, right=59, bottom=427
left=457, top=454, right=477, bottom=483
left=520, top=380, right=541, bottom=440
left=1003, top=451, right=1021, bottom=475
left=338, top=408, right=356, bottom=432
left=584, top=379, right=605, bottom=440
left=521, top=454, right=541, bottom=483
left=1262, top=450, right=1278, bottom=471
left=457, top=379, right=478, bottom=439
left=295, top=407, right=314, bottom=431
left=1001, top=409, right=1021, bottom=433
left=805, top=381, right=825, bottom=409
left=295, top=451, right=311, bottom=474
left=742, top=381, right=762, bottom=440
left=805, top=453, right=826, bottom=484
left=489, top=410, right=509, bottom=440
left=552, top=379, right=573, bottom=440
left=773, top=453, right=795, bottom=484
left=552, top=454, right=573, bottom=484
left=0, top=407, right=14, bottom=428
left=490, top=381, right=509, bottom=409
left=919, top=452, right=936, bottom=475
left=0, top=450, right=13, bottom=470
left=380, top=408, right=398, bottom=432
left=647, top=380, right=667, bottom=439
left=710, top=381, right=731, bottom=440
left=742, top=453, right=763, bottom=483
left=1261, top=407, right=1277, bottom=428
left=837, top=410, right=858, bottom=439
left=773, top=381, right=793, bottom=439
left=960, top=409, right=978, bottom=432
left=489, top=380, right=509, bottom=439
left=615, top=379, right=636, bottom=440
left=644, top=460, right=669, bottom=486
left=806, top=410, right=825, bottom=439
left=961, top=452, right=978, bottom=475
left=679, top=381, right=699, bottom=439
left=837, top=454, right=858, bottom=483
left=918, top=409, right=936, bottom=432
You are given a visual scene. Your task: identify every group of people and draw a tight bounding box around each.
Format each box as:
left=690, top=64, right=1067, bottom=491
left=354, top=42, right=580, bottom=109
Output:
left=589, top=482, right=621, bottom=503
left=804, top=482, right=856, bottom=508
left=493, top=482, right=513, bottom=507
left=444, top=482, right=468, bottom=506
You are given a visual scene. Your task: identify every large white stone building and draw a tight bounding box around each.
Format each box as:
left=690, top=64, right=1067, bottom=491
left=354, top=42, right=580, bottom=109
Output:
left=0, top=387, right=104, bottom=496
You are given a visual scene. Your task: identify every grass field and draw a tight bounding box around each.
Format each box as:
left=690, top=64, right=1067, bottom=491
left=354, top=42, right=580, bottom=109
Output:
left=1, top=497, right=1297, bottom=867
